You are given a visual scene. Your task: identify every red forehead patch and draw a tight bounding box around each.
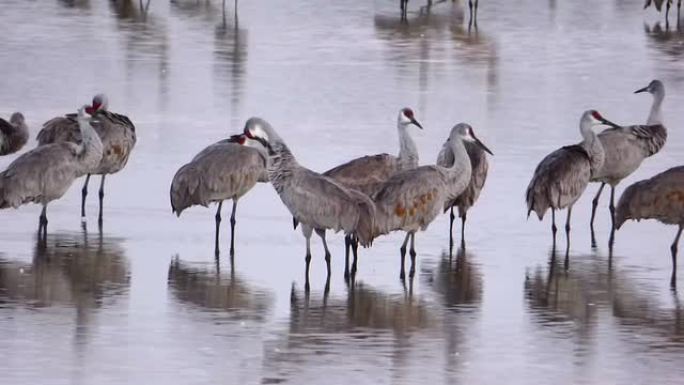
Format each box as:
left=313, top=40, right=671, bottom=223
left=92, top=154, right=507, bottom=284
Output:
left=591, top=111, right=603, bottom=120
left=403, top=108, right=414, bottom=119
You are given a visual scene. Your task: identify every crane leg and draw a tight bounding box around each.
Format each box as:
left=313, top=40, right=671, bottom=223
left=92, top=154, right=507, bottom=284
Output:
left=229, top=200, right=238, bottom=256
left=666, top=1, right=671, bottom=26
left=351, top=235, right=359, bottom=276
left=409, top=232, right=417, bottom=278
left=344, top=235, right=351, bottom=280
left=399, top=232, right=411, bottom=279
left=302, top=225, right=313, bottom=292
left=449, top=206, right=455, bottom=252
left=39, top=204, right=48, bottom=236
left=565, top=205, right=572, bottom=264
left=316, top=229, right=331, bottom=279
left=461, top=211, right=467, bottom=249
left=551, top=208, right=557, bottom=242
left=590, top=183, right=605, bottom=232
left=98, top=175, right=106, bottom=227
left=214, top=201, right=223, bottom=257
left=81, top=174, right=91, bottom=219
left=671, top=225, right=682, bottom=288
left=609, top=185, right=616, bottom=247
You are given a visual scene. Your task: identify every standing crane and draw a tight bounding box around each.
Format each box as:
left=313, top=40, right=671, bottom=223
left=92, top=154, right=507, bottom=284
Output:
left=37, top=93, right=136, bottom=226
left=320, top=107, right=422, bottom=278
left=0, top=112, right=28, bottom=156
left=589, top=80, right=667, bottom=244
left=372, top=123, right=492, bottom=279
left=243, top=117, right=376, bottom=291
left=170, top=133, right=268, bottom=257
left=437, top=126, right=491, bottom=250
left=527, top=110, right=619, bottom=254
left=615, top=166, right=684, bottom=287
left=0, top=106, right=103, bottom=235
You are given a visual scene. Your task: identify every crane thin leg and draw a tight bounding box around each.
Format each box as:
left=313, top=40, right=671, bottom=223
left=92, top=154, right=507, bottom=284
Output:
left=590, top=182, right=605, bottom=232
left=409, top=232, right=417, bottom=278
left=671, top=225, right=682, bottom=288
left=81, top=174, right=91, bottom=219
left=98, top=175, right=106, bottom=226
left=229, top=200, right=238, bottom=256
left=344, top=235, right=351, bottom=280
left=351, top=235, right=359, bottom=276
left=551, top=208, right=557, bottom=242
left=609, top=186, right=616, bottom=247
left=449, top=206, right=455, bottom=252
left=39, top=204, right=48, bottom=236
left=302, top=225, right=313, bottom=292
left=316, top=229, right=331, bottom=279
left=565, top=205, right=573, bottom=265
left=399, top=232, right=411, bottom=279
left=461, top=211, right=467, bottom=248
left=214, top=201, right=223, bottom=257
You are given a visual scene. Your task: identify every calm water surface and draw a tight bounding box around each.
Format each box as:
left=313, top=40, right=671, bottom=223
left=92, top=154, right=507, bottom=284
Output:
left=1, top=0, right=684, bottom=384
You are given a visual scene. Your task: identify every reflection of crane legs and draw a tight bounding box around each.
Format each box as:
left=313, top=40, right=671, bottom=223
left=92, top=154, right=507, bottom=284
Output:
left=468, top=0, right=478, bottom=29
left=400, top=0, right=408, bottom=20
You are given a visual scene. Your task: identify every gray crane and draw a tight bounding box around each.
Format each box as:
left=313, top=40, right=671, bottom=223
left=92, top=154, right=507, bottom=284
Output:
left=616, top=166, right=684, bottom=287
left=589, top=80, right=667, bottom=243
left=0, top=112, right=28, bottom=156
left=170, top=133, right=268, bottom=257
left=37, top=93, right=136, bottom=226
left=437, top=127, right=491, bottom=250
left=371, top=123, right=492, bottom=279
left=644, top=0, right=681, bottom=27
left=243, top=117, right=375, bottom=290
left=0, top=106, right=103, bottom=235
left=320, top=107, right=422, bottom=278
left=526, top=110, right=619, bottom=253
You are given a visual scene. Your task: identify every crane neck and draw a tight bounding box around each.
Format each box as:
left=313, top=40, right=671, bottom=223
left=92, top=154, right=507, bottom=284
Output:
left=266, top=140, right=299, bottom=193
left=397, top=124, right=419, bottom=170
left=579, top=121, right=604, bottom=176
left=647, top=89, right=665, bottom=125
left=443, top=137, right=472, bottom=197
left=77, top=118, right=104, bottom=173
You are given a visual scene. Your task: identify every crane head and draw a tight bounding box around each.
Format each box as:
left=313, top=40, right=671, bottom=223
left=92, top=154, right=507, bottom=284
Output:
left=586, top=110, right=621, bottom=129
left=243, top=117, right=275, bottom=154
left=451, top=123, right=493, bottom=155
left=634, top=79, right=664, bottom=95
left=398, top=107, right=423, bottom=129
left=85, top=93, right=109, bottom=115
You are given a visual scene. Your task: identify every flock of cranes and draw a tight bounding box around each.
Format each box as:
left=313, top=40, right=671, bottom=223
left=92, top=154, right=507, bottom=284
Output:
left=0, top=79, right=681, bottom=287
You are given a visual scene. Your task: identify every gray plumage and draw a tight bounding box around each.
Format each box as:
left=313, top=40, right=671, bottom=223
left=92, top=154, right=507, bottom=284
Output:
left=372, top=123, right=485, bottom=279
left=526, top=110, right=615, bottom=251
left=170, top=133, right=267, bottom=256
left=36, top=93, right=136, bottom=223
left=437, top=133, right=491, bottom=248
left=0, top=106, right=103, bottom=234
left=590, top=80, right=668, bottom=237
left=243, top=117, right=375, bottom=289
left=616, top=166, right=684, bottom=286
left=0, top=112, right=28, bottom=156
left=321, top=107, right=422, bottom=277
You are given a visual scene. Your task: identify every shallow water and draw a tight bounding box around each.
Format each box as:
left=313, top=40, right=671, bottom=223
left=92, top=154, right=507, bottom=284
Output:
left=1, top=0, right=684, bottom=384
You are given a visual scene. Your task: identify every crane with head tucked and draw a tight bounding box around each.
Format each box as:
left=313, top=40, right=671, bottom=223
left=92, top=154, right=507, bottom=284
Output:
left=0, top=112, right=28, bottom=156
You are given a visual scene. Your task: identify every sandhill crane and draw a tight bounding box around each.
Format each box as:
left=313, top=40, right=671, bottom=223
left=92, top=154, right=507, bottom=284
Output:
left=615, top=166, right=684, bottom=287
left=372, top=123, right=492, bottom=279
left=37, top=93, right=136, bottom=226
left=437, top=128, right=491, bottom=250
left=644, top=0, right=681, bottom=27
left=526, top=110, right=619, bottom=254
left=243, top=117, right=375, bottom=290
left=170, top=133, right=268, bottom=257
left=0, top=106, right=103, bottom=235
left=0, top=113, right=28, bottom=156
left=321, top=107, right=422, bottom=278
left=589, top=80, right=667, bottom=243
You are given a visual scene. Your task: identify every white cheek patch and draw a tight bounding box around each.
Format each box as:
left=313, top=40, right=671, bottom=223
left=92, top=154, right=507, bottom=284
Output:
left=252, top=125, right=269, bottom=142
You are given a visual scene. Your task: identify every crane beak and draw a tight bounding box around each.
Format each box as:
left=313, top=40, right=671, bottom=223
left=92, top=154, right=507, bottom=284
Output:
left=410, top=118, right=423, bottom=129
left=252, top=136, right=274, bottom=155
left=599, top=117, right=621, bottom=129
left=472, top=132, right=493, bottom=155
left=634, top=86, right=649, bottom=94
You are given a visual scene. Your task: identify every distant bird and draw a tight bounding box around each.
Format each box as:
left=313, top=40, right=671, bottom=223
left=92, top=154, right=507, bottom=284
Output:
left=37, top=93, right=136, bottom=225
left=0, top=112, right=28, bottom=156
left=170, top=133, right=268, bottom=257
left=644, top=0, right=681, bottom=26
left=616, top=166, right=684, bottom=287
left=526, top=110, right=619, bottom=252
left=0, top=106, right=103, bottom=234
left=243, top=117, right=375, bottom=290
left=372, top=123, right=492, bottom=279
left=589, top=80, right=667, bottom=240
left=437, top=127, right=491, bottom=250
left=321, top=107, right=422, bottom=278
